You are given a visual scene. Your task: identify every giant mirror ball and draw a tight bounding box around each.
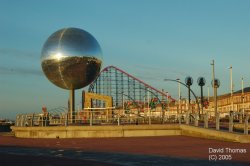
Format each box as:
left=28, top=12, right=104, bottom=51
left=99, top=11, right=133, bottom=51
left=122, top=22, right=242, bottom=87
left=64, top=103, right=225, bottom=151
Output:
left=41, top=28, right=103, bottom=90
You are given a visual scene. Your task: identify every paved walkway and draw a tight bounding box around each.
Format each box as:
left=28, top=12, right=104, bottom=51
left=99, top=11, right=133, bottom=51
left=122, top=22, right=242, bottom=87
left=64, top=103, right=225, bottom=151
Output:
left=0, top=135, right=249, bottom=165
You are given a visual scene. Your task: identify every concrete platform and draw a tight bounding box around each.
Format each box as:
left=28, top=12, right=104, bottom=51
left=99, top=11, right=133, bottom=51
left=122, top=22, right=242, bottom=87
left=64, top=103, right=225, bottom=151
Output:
left=11, top=124, right=250, bottom=143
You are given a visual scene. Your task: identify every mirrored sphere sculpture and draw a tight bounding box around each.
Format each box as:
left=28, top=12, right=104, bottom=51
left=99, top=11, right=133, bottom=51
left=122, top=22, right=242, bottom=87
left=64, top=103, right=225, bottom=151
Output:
left=41, top=28, right=102, bottom=90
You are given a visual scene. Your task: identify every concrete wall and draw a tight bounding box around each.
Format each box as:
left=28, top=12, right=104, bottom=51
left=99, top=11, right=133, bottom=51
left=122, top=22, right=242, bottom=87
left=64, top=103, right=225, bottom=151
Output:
left=11, top=124, right=250, bottom=143
left=180, top=125, right=250, bottom=143
left=11, top=124, right=181, bottom=139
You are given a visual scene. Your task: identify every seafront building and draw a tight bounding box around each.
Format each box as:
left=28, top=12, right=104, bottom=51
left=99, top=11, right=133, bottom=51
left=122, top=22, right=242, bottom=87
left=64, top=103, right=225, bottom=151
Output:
left=153, top=87, right=250, bottom=118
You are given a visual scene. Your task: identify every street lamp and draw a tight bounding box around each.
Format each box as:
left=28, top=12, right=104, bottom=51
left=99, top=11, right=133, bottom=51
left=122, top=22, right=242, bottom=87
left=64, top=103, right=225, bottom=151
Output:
left=164, top=78, right=200, bottom=114
left=185, top=76, right=193, bottom=112
left=229, top=65, right=234, bottom=111
left=177, top=78, right=181, bottom=114
left=147, top=90, right=151, bottom=125
left=207, top=86, right=210, bottom=103
left=211, top=60, right=216, bottom=114
left=211, top=78, right=220, bottom=115
left=211, top=78, right=220, bottom=130
left=241, top=77, right=245, bottom=118
left=197, top=77, right=206, bottom=114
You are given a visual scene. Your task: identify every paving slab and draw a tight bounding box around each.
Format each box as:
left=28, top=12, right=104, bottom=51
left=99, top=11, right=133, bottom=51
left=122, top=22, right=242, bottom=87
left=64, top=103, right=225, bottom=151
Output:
left=0, top=135, right=249, bottom=165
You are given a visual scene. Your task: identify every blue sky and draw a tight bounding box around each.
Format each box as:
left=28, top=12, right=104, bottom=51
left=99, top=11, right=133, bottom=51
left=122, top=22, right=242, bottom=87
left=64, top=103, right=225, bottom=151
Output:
left=0, top=0, right=250, bottom=119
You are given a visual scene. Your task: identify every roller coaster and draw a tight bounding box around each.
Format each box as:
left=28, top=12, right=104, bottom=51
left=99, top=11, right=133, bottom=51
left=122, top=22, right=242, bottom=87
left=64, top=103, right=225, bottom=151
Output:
left=88, top=65, right=175, bottom=108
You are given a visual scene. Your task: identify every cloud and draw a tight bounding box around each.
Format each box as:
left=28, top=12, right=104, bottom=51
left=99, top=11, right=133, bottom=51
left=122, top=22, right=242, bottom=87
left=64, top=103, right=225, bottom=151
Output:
left=0, top=66, right=43, bottom=76
left=0, top=48, right=39, bottom=59
left=0, top=48, right=42, bottom=76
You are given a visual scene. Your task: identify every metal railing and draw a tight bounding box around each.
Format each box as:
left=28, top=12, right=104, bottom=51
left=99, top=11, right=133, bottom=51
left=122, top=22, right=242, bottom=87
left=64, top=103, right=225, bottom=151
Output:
left=15, top=109, right=249, bottom=135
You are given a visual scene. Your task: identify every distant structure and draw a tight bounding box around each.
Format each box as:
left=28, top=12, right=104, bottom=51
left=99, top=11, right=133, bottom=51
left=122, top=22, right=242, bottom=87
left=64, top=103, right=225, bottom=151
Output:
left=41, top=27, right=103, bottom=122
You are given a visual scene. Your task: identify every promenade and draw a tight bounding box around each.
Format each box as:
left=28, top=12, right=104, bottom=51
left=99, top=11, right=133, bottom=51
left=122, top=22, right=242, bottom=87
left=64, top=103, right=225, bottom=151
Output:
left=0, top=134, right=249, bottom=165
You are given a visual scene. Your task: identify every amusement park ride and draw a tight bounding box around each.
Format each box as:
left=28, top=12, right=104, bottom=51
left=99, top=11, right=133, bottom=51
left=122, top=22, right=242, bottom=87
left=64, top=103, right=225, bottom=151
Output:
left=88, top=65, right=175, bottom=110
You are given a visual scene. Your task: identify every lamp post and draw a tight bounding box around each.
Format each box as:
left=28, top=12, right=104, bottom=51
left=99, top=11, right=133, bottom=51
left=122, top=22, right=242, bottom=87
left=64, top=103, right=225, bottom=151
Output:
left=177, top=78, right=181, bottom=114
left=211, top=78, right=220, bottom=130
left=211, top=79, right=220, bottom=114
left=207, top=86, right=210, bottom=103
left=197, top=77, right=206, bottom=114
left=185, top=76, right=193, bottom=112
left=242, top=77, right=244, bottom=111
left=241, top=77, right=245, bottom=123
left=229, top=65, right=234, bottom=111
left=147, top=90, right=151, bottom=125
left=211, top=60, right=216, bottom=113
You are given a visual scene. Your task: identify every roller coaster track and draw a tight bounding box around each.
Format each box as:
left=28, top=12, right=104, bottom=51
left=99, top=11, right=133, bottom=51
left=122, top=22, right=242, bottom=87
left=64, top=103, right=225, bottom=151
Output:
left=88, top=65, right=175, bottom=108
